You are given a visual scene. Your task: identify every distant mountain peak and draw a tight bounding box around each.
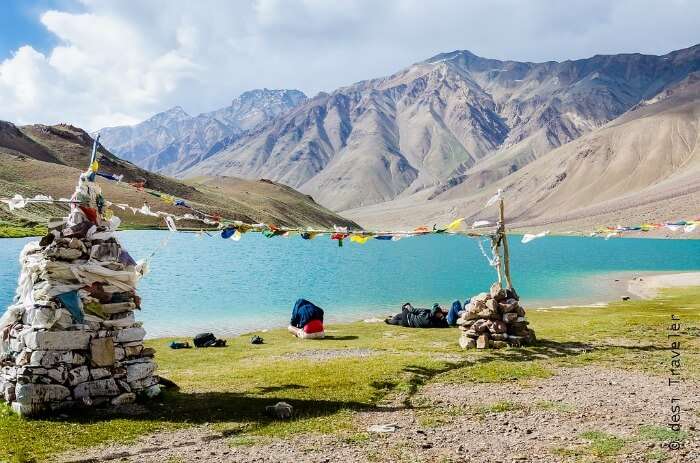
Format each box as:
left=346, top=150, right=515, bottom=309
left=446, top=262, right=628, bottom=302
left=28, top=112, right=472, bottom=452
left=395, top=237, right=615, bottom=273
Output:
left=98, top=88, right=308, bottom=171
left=424, top=49, right=479, bottom=63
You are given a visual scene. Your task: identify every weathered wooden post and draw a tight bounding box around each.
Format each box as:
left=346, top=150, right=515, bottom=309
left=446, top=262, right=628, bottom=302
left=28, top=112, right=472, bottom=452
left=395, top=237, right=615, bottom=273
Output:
left=499, top=197, right=513, bottom=290
left=456, top=192, right=535, bottom=350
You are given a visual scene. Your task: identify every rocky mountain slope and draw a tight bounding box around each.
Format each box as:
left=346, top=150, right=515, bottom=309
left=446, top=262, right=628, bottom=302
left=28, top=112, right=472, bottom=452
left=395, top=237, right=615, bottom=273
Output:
left=98, top=89, right=307, bottom=176
left=343, top=73, right=700, bottom=232
left=181, top=44, right=700, bottom=212
left=0, top=121, right=359, bottom=233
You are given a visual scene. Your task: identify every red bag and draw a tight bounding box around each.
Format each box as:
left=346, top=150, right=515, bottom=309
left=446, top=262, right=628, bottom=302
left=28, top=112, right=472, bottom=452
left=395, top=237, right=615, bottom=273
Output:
left=303, top=319, right=324, bottom=334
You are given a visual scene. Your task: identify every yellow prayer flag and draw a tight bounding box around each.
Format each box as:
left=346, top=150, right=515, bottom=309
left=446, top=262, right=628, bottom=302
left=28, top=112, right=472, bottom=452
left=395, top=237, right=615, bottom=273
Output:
left=161, top=194, right=175, bottom=205
left=350, top=235, right=371, bottom=244
left=446, top=218, right=465, bottom=231
left=90, top=160, right=99, bottom=172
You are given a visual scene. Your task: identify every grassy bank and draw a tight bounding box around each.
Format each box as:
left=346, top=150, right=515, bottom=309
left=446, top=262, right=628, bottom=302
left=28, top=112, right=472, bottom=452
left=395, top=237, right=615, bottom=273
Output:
left=1, top=288, right=698, bottom=462
left=0, top=221, right=46, bottom=238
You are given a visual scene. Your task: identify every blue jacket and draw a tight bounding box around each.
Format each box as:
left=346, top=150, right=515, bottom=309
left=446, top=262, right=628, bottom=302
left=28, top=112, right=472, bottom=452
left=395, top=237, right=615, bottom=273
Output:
left=290, top=298, right=324, bottom=328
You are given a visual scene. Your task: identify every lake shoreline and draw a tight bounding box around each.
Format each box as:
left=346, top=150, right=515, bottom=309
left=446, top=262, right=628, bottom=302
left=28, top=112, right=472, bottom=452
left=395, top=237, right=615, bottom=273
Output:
left=155, top=270, right=700, bottom=340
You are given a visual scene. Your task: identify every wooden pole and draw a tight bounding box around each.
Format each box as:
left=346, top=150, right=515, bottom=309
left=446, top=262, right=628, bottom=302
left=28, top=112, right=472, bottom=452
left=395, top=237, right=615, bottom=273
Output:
left=492, top=236, right=502, bottom=285
left=499, top=197, right=513, bottom=290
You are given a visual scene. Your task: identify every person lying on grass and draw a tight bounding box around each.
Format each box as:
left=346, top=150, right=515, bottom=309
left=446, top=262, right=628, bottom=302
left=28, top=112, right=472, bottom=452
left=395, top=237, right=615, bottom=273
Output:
left=287, top=298, right=325, bottom=339
left=385, top=303, right=449, bottom=328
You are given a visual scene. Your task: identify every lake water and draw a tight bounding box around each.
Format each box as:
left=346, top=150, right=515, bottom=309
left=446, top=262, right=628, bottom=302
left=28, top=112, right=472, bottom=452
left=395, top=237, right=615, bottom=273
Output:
left=1, top=231, right=699, bottom=337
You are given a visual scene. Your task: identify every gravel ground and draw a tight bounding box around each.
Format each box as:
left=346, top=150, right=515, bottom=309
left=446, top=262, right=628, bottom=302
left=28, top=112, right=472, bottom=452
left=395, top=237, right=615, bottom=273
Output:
left=58, top=366, right=699, bottom=463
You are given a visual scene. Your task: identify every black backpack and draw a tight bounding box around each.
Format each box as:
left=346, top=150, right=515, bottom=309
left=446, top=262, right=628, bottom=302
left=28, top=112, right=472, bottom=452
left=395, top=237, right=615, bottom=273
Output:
left=193, top=332, right=217, bottom=347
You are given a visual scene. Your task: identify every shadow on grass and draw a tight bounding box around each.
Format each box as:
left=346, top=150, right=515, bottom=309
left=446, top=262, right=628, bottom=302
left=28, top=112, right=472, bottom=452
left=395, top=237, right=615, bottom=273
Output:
left=32, top=339, right=665, bottom=426
left=321, top=335, right=359, bottom=341
left=254, top=384, right=308, bottom=394
left=40, top=389, right=403, bottom=426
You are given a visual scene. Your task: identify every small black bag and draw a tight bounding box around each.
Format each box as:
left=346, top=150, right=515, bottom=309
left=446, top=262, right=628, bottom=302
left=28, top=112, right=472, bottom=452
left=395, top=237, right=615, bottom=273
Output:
left=193, top=332, right=217, bottom=348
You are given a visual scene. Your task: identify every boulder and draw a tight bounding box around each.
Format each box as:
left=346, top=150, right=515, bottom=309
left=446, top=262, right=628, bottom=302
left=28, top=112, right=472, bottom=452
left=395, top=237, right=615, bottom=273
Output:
left=490, top=282, right=507, bottom=301
left=503, top=313, right=518, bottom=323
left=90, top=337, right=115, bottom=367
left=24, top=331, right=91, bottom=351
left=90, top=368, right=111, bottom=380
left=489, top=320, right=508, bottom=334
left=476, top=334, right=490, bottom=349
left=15, top=383, right=70, bottom=405
left=459, top=336, right=477, bottom=349
left=47, top=366, right=68, bottom=384
left=67, top=366, right=90, bottom=386
left=73, top=378, right=120, bottom=399
left=472, top=319, right=489, bottom=333
left=124, top=344, right=143, bottom=357
left=128, top=375, right=159, bottom=391
left=30, top=350, right=86, bottom=368
left=126, top=361, right=157, bottom=382
left=499, top=300, right=519, bottom=313
left=485, top=299, right=499, bottom=312
left=114, top=327, right=146, bottom=343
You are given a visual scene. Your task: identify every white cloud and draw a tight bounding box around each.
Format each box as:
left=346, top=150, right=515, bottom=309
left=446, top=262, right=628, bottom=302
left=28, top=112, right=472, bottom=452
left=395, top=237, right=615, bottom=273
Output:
left=0, top=0, right=698, bottom=130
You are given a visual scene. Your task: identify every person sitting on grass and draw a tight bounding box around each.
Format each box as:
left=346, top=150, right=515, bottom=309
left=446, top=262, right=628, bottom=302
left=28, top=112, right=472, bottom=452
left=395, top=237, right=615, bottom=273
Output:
left=287, top=298, right=325, bottom=339
left=385, top=303, right=449, bottom=328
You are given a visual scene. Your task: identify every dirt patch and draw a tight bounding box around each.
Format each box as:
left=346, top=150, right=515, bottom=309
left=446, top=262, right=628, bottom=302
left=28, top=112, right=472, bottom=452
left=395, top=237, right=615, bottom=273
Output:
left=57, top=366, right=699, bottom=463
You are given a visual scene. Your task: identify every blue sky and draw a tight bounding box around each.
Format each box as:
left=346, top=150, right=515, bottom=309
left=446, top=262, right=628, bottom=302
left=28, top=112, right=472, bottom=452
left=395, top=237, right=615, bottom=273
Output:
left=0, top=0, right=698, bottom=130
left=0, top=1, right=79, bottom=59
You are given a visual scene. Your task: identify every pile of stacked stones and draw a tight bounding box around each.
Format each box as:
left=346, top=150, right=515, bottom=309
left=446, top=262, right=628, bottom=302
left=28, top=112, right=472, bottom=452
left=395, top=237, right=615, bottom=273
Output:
left=457, top=282, right=536, bottom=349
left=0, top=210, right=159, bottom=416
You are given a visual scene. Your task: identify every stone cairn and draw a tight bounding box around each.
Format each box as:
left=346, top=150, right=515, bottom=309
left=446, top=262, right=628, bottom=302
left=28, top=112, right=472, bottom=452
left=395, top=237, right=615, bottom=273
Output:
left=0, top=171, right=159, bottom=416
left=457, top=282, right=536, bottom=349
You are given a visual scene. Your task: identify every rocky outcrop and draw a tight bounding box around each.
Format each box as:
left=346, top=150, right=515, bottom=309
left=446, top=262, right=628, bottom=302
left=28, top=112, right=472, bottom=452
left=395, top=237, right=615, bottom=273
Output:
left=457, top=282, right=535, bottom=350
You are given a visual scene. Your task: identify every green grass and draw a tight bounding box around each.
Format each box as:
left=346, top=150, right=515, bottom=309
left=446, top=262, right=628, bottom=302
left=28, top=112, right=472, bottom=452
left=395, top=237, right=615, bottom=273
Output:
left=534, top=400, right=575, bottom=413
left=1, top=287, right=699, bottom=462
left=637, top=425, right=688, bottom=442
left=579, top=431, right=627, bottom=457
left=0, top=221, right=46, bottom=238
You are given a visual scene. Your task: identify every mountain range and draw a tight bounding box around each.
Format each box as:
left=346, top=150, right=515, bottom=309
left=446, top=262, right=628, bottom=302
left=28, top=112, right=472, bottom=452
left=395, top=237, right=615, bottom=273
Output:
left=99, top=44, right=700, bottom=230
left=0, top=121, right=358, bottom=233
left=98, top=89, right=307, bottom=177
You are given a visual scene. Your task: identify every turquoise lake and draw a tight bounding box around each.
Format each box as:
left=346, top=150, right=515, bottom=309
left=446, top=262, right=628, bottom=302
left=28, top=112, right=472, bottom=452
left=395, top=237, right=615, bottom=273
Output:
left=1, top=231, right=699, bottom=337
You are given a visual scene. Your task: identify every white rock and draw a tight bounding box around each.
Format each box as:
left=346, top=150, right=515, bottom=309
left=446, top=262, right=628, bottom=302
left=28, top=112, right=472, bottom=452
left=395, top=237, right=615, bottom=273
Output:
left=24, top=331, right=91, bottom=351
left=47, top=366, right=67, bottom=384
left=73, top=378, right=120, bottom=399
left=30, top=350, right=86, bottom=367
left=90, top=368, right=111, bottom=380
left=126, top=361, right=156, bottom=382
left=67, top=366, right=90, bottom=386
left=15, top=383, right=70, bottom=404
left=114, top=327, right=146, bottom=343
left=128, top=375, right=159, bottom=391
